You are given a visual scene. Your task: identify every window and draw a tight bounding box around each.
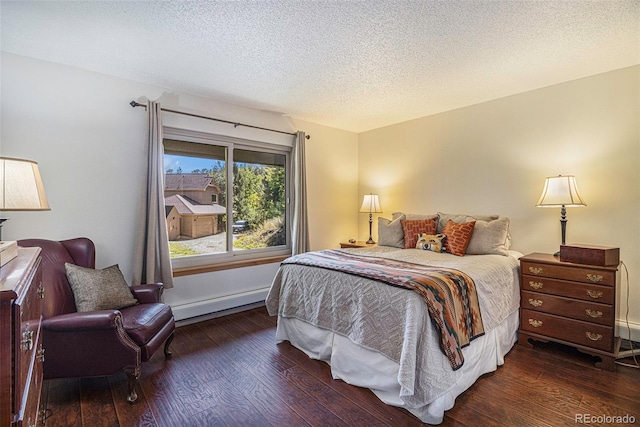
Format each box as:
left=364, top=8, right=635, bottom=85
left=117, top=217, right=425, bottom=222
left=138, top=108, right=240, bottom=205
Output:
left=163, top=128, right=291, bottom=269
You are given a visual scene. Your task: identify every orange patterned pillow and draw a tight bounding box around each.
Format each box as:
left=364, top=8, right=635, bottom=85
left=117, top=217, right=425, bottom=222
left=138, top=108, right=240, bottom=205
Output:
left=442, top=219, right=476, bottom=256
left=401, top=218, right=437, bottom=249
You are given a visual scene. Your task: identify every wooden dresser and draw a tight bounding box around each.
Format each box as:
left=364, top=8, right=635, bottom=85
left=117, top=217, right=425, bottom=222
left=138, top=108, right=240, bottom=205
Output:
left=0, top=247, right=44, bottom=426
left=518, top=252, right=620, bottom=370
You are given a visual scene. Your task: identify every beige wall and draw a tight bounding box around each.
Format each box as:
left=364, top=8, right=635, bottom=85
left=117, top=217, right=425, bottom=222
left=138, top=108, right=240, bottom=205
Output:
left=1, top=53, right=359, bottom=320
left=291, top=118, right=359, bottom=250
left=358, top=65, right=640, bottom=338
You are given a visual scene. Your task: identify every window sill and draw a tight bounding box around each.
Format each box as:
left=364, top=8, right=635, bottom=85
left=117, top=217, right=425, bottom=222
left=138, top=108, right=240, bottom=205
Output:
left=172, top=255, right=289, bottom=277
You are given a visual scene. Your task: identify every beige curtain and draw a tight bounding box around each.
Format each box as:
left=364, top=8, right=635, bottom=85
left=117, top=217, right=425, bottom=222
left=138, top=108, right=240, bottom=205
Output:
left=133, top=101, right=174, bottom=288
left=291, top=131, right=309, bottom=254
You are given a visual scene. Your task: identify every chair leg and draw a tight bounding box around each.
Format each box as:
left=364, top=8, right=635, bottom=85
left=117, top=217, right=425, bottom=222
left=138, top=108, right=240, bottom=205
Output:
left=164, top=332, right=174, bottom=358
left=125, top=367, right=139, bottom=403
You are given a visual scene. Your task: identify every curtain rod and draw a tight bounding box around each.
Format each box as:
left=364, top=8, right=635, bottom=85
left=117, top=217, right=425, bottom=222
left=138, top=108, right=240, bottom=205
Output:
left=130, top=101, right=310, bottom=139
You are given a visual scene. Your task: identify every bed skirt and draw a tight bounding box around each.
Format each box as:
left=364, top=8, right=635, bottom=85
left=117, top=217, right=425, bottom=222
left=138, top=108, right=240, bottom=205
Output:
left=275, top=309, right=519, bottom=424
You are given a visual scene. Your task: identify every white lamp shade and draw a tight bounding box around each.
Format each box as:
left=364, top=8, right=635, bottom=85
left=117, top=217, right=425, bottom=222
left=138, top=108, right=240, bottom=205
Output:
left=0, top=157, right=50, bottom=211
left=359, top=194, right=382, bottom=213
left=536, top=175, right=586, bottom=207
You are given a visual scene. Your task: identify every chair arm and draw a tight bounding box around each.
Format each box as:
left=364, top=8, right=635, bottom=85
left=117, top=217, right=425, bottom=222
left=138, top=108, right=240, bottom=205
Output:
left=130, top=283, right=164, bottom=304
left=43, top=310, right=121, bottom=332
left=41, top=310, right=142, bottom=380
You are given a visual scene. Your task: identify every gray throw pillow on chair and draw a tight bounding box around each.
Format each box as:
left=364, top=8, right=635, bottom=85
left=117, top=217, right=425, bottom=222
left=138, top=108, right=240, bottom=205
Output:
left=65, top=263, right=138, bottom=312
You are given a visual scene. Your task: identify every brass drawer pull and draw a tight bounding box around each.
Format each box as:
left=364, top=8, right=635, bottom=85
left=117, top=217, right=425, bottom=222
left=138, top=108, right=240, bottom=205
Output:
left=37, top=282, right=45, bottom=299
left=37, top=345, right=45, bottom=363
left=585, top=308, right=603, bottom=318
left=586, top=332, right=602, bottom=341
left=528, top=281, right=543, bottom=290
left=22, top=325, right=34, bottom=351
left=528, top=319, right=543, bottom=328
left=528, top=266, right=543, bottom=275
left=586, top=290, right=603, bottom=299
left=586, top=274, right=603, bottom=283
left=528, top=299, right=543, bottom=307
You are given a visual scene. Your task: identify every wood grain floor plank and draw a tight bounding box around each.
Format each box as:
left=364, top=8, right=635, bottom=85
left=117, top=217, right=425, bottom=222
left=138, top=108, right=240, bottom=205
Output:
left=282, top=365, right=390, bottom=427
left=107, top=373, right=158, bottom=427
left=42, top=378, right=82, bottom=427
left=78, top=377, right=119, bottom=427
left=445, top=388, right=502, bottom=427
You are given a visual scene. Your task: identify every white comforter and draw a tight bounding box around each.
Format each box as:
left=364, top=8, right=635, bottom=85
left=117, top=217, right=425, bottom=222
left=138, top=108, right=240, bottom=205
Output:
left=266, top=247, right=521, bottom=414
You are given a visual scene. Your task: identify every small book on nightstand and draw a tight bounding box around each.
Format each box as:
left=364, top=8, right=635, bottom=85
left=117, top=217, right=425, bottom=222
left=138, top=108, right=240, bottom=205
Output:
left=0, top=241, right=18, bottom=267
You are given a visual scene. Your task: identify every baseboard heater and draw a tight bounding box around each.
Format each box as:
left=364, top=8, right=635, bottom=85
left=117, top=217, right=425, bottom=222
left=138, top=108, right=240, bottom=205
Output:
left=170, top=287, right=270, bottom=322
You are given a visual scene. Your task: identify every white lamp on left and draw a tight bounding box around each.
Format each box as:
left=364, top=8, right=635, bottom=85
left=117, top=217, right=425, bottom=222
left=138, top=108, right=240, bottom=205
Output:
left=0, top=157, right=50, bottom=242
left=359, top=193, right=382, bottom=244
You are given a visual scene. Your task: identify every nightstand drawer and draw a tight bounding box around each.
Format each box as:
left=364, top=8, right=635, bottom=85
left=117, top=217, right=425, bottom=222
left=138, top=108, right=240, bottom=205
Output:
left=522, top=290, right=613, bottom=325
left=522, top=275, right=614, bottom=303
left=521, top=309, right=613, bottom=352
left=521, top=261, right=615, bottom=286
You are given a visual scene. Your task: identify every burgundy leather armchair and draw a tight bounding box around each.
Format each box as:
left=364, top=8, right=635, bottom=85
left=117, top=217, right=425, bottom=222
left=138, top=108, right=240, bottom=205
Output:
left=18, top=238, right=175, bottom=403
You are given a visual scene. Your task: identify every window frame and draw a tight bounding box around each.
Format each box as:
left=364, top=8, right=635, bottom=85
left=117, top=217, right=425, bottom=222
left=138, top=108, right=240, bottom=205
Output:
left=163, top=127, right=292, bottom=272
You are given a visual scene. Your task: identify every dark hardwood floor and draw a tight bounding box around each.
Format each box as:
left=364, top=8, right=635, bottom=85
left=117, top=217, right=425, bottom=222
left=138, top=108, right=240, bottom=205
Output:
left=42, top=307, right=640, bottom=426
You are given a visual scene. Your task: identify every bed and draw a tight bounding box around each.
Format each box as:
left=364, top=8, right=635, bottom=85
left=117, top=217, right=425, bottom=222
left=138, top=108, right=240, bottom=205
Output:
left=265, top=213, right=521, bottom=424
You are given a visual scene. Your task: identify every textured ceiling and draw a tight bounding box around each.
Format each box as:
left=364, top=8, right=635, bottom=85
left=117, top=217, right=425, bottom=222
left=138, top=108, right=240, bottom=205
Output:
left=1, top=1, right=639, bottom=132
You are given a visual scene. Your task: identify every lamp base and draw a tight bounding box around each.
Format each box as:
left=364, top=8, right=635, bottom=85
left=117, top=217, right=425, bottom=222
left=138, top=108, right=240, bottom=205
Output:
left=366, top=214, right=375, bottom=245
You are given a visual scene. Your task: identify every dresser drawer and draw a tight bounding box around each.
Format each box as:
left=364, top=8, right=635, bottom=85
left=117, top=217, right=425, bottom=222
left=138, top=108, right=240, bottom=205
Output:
left=521, top=309, right=613, bottom=352
left=0, top=247, right=43, bottom=426
left=521, top=275, right=613, bottom=303
left=521, top=290, right=613, bottom=325
left=13, top=260, right=42, bottom=415
left=521, top=261, right=615, bottom=286
left=14, top=330, right=43, bottom=427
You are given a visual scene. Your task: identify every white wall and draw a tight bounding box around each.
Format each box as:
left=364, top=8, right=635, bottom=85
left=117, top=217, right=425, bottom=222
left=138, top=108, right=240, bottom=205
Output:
left=358, top=65, right=640, bottom=340
left=1, top=53, right=359, bottom=320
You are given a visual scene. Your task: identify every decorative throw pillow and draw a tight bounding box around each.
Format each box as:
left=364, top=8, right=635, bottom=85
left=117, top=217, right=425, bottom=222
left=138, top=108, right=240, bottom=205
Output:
left=401, top=217, right=437, bottom=249
left=378, top=215, right=405, bottom=248
left=65, top=263, right=138, bottom=312
left=436, top=212, right=499, bottom=234
left=466, top=217, right=510, bottom=256
left=442, top=220, right=476, bottom=256
left=415, top=233, right=446, bottom=253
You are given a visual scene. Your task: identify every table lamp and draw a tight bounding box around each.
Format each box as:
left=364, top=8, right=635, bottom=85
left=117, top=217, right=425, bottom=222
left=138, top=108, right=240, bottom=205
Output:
left=536, top=175, right=586, bottom=256
left=359, top=193, right=382, bottom=244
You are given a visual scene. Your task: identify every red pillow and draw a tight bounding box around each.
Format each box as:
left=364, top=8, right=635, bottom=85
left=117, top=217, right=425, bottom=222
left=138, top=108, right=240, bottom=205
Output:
left=401, top=218, right=437, bottom=249
left=442, top=219, right=476, bottom=256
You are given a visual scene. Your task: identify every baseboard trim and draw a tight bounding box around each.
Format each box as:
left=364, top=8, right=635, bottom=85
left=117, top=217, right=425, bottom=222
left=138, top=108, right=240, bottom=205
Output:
left=616, top=319, right=640, bottom=344
left=170, top=287, right=270, bottom=322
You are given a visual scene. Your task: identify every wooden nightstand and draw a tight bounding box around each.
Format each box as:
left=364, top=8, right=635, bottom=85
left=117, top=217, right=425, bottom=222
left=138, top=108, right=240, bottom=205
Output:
left=340, top=241, right=377, bottom=248
left=518, top=252, right=620, bottom=370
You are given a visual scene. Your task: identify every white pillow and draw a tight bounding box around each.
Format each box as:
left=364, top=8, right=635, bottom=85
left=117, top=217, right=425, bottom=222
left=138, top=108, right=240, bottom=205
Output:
left=436, top=212, right=500, bottom=234
left=392, top=212, right=439, bottom=221
left=378, top=215, right=405, bottom=248
left=465, top=217, right=510, bottom=256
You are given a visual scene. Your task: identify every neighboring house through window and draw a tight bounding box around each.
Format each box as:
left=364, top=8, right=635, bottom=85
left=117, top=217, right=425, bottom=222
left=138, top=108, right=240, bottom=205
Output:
left=164, top=173, right=225, bottom=240
left=163, top=127, right=291, bottom=268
